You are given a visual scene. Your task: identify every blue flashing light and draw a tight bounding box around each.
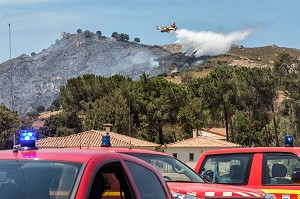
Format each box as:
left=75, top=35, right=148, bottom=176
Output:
left=284, top=135, right=294, bottom=147
left=101, top=132, right=111, bottom=147
left=19, top=130, right=38, bottom=150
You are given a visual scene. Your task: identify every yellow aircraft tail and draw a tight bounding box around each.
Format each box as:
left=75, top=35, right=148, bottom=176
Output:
left=171, top=22, right=176, bottom=28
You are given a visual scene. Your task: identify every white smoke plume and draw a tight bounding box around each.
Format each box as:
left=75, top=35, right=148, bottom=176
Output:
left=175, top=28, right=254, bottom=57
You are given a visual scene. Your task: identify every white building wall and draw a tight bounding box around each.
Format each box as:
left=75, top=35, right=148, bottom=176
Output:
left=164, top=147, right=231, bottom=169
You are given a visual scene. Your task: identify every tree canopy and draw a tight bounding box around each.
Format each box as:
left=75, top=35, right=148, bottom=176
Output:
left=0, top=106, right=21, bottom=149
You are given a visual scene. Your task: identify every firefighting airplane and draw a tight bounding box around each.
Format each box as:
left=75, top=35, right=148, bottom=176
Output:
left=156, top=22, right=178, bottom=33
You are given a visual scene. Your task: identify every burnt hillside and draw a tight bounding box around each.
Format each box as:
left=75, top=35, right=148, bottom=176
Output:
left=0, top=31, right=199, bottom=116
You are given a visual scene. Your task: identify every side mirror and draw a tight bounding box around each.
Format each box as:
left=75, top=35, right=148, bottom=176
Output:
left=292, top=168, right=300, bottom=184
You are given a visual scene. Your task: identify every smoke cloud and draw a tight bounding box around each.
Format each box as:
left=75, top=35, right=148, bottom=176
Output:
left=175, top=28, right=255, bottom=57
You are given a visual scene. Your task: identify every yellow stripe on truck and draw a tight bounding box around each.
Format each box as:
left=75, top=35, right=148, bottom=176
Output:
left=103, top=191, right=124, bottom=196
left=261, top=189, right=300, bottom=194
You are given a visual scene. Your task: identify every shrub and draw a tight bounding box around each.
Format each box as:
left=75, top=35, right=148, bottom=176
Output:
left=46, top=105, right=56, bottom=112
left=96, top=31, right=102, bottom=37
left=111, top=32, right=118, bottom=38
left=134, top=38, right=140, bottom=43
left=26, top=111, right=40, bottom=117
left=83, top=30, right=93, bottom=38
left=36, top=105, right=45, bottom=113
left=51, top=99, right=61, bottom=108
left=115, top=33, right=129, bottom=43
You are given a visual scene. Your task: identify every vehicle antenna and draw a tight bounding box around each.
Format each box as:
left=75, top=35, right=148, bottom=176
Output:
left=13, top=133, right=18, bottom=153
left=9, top=23, right=11, bottom=59
left=9, top=23, right=14, bottom=111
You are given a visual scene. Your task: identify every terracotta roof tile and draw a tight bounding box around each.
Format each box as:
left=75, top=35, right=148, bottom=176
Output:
left=165, top=135, right=240, bottom=148
left=36, top=130, right=160, bottom=148
left=200, top=128, right=226, bottom=137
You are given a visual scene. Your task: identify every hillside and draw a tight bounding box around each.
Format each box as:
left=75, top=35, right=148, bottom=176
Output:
left=0, top=30, right=299, bottom=116
left=164, top=44, right=300, bottom=84
left=0, top=31, right=200, bottom=116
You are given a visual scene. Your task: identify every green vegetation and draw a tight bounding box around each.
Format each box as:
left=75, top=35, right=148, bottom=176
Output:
left=0, top=106, right=22, bottom=149
left=134, top=38, right=140, bottom=43
left=77, top=29, right=82, bottom=34
left=115, top=33, right=129, bottom=43
left=96, top=31, right=102, bottom=37
left=26, top=111, right=40, bottom=117
left=1, top=52, right=300, bottom=149
left=36, top=105, right=45, bottom=113
left=83, top=30, right=93, bottom=38
left=111, top=32, right=118, bottom=38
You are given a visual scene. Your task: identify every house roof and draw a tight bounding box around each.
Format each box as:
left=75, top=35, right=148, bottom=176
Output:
left=165, top=135, right=240, bottom=148
left=200, top=128, right=226, bottom=138
left=36, top=130, right=160, bottom=148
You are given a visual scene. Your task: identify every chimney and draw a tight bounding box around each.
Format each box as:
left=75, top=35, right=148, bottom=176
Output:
left=192, top=129, right=197, bottom=138
left=103, top=123, right=113, bottom=133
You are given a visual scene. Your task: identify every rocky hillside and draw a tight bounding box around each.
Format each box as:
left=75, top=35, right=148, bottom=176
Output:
left=0, top=31, right=200, bottom=116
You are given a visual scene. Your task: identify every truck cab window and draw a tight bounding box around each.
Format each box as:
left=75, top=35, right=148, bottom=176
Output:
left=263, top=153, right=300, bottom=185
left=200, top=153, right=253, bottom=185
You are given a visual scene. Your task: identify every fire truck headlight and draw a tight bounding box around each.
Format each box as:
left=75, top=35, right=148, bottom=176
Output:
left=265, top=193, right=276, bottom=199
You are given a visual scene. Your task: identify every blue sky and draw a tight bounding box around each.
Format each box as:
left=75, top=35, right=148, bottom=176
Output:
left=0, top=0, right=299, bottom=64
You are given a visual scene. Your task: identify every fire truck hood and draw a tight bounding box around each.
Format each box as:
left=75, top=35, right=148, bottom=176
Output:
left=167, top=182, right=265, bottom=198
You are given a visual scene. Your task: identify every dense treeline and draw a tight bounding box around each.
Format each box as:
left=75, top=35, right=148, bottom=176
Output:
left=1, top=52, right=300, bottom=149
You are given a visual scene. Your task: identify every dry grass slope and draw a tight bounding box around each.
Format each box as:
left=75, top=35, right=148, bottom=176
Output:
left=163, top=44, right=300, bottom=84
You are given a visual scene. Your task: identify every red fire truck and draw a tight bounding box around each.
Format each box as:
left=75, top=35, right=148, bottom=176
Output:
left=0, top=130, right=172, bottom=199
left=194, top=135, right=300, bottom=199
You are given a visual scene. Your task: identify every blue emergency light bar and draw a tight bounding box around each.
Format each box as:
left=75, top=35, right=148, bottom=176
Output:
left=18, top=130, right=38, bottom=150
left=101, top=132, right=111, bottom=147
left=284, top=135, right=294, bottom=147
